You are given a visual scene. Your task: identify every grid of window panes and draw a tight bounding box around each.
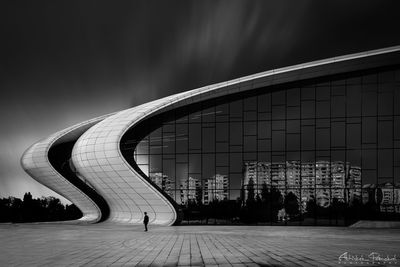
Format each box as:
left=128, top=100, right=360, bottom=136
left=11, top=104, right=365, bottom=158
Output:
left=126, top=66, right=400, bottom=225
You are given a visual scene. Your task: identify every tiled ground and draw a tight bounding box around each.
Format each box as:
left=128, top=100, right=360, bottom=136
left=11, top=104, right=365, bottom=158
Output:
left=0, top=223, right=399, bottom=266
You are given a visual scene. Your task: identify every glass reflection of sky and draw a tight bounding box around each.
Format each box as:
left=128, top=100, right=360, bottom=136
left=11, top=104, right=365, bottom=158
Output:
left=131, top=68, right=399, bottom=206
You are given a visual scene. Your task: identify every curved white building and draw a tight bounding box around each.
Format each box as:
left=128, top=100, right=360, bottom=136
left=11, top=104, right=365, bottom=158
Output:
left=21, top=46, right=400, bottom=225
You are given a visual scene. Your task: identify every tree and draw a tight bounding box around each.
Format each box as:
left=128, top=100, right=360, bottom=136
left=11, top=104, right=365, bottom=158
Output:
left=284, top=192, right=299, bottom=219
left=305, top=197, right=317, bottom=218
left=261, top=183, right=269, bottom=202
left=22, top=192, right=34, bottom=222
left=270, top=187, right=283, bottom=222
left=246, top=178, right=255, bottom=206
left=0, top=193, right=83, bottom=222
left=196, top=187, right=203, bottom=206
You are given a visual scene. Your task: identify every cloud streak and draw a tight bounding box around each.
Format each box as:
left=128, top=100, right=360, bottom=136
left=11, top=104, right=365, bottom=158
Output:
left=0, top=1, right=400, bottom=200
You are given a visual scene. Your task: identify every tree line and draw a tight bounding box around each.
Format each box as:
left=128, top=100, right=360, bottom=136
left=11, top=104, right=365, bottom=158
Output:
left=0, top=192, right=82, bottom=223
left=181, top=180, right=399, bottom=225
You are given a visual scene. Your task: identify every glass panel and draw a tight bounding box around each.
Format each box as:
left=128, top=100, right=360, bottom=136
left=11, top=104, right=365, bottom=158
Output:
left=216, top=153, right=229, bottom=167
left=202, top=127, right=215, bottom=153
left=244, top=121, right=256, bottom=135
left=347, top=85, right=362, bottom=117
left=258, top=121, right=271, bottom=139
left=150, top=155, right=162, bottom=173
left=258, top=94, right=271, bottom=113
left=301, top=87, right=315, bottom=100
left=272, top=131, right=285, bottom=151
left=378, top=92, right=393, bottom=116
left=331, top=96, right=345, bottom=118
left=287, top=134, right=300, bottom=151
left=301, top=100, right=315, bottom=119
left=287, top=120, right=300, bottom=134
left=331, top=122, right=345, bottom=148
left=189, top=154, right=201, bottom=174
left=287, top=106, right=300, bottom=120
left=244, top=96, right=257, bottom=111
left=229, top=153, right=243, bottom=173
left=286, top=88, right=300, bottom=106
left=216, top=122, right=228, bottom=142
left=378, top=150, right=393, bottom=178
left=362, top=117, right=376, bottom=144
left=316, top=101, right=330, bottom=118
left=347, top=124, right=361, bottom=149
left=230, top=122, right=242, bottom=145
left=362, top=88, right=377, bottom=116
left=202, top=107, right=215, bottom=123
left=316, top=86, right=330, bottom=101
left=316, top=128, right=330, bottom=150
left=301, top=126, right=315, bottom=150
left=176, top=124, right=188, bottom=153
left=189, top=124, right=201, bottom=151
left=230, top=100, right=243, bottom=119
left=272, top=90, right=286, bottom=105
left=272, top=105, right=285, bottom=120
left=244, top=136, right=257, bottom=152
left=378, top=120, right=393, bottom=149
left=362, top=150, right=376, bottom=169
left=202, top=154, right=215, bottom=180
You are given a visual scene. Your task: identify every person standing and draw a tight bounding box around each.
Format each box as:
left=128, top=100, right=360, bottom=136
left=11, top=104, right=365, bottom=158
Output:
left=143, top=212, right=149, bottom=231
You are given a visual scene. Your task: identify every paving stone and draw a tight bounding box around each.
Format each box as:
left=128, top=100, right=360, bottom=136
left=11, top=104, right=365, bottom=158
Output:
left=0, top=223, right=399, bottom=266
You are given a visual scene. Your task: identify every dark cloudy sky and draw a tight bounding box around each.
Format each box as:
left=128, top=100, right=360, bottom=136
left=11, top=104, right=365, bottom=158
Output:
left=1, top=1, right=400, bottom=202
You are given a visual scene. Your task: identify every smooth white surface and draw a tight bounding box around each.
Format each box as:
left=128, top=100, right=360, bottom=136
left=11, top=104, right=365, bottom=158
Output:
left=24, top=45, right=400, bottom=225
left=21, top=115, right=110, bottom=223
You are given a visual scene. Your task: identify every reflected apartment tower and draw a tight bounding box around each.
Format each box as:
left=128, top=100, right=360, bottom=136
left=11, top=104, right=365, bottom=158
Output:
left=286, top=161, right=301, bottom=196
left=179, top=177, right=201, bottom=205
left=330, top=161, right=347, bottom=202
left=378, top=183, right=397, bottom=213
left=301, top=162, right=315, bottom=206
left=347, top=166, right=362, bottom=203
left=243, top=162, right=271, bottom=199
left=149, top=172, right=174, bottom=198
left=244, top=160, right=361, bottom=208
left=271, top=162, right=286, bottom=187
left=315, top=161, right=331, bottom=207
left=203, top=174, right=229, bottom=204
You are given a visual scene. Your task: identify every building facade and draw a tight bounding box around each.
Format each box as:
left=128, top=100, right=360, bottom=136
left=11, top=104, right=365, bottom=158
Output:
left=22, top=46, right=400, bottom=225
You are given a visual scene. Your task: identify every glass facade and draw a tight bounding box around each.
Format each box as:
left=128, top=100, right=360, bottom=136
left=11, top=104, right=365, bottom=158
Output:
left=121, top=66, right=400, bottom=225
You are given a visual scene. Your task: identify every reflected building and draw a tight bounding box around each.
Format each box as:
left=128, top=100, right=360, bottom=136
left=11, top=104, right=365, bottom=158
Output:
left=203, top=174, right=229, bottom=204
left=243, top=160, right=360, bottom=208
left=347, top=166, right=362, bottom=203
left=180, top=177, right=201, bottom=205
left=149, top=173, right=174, bottom=198
left=243, top=162, right=271, bottom=199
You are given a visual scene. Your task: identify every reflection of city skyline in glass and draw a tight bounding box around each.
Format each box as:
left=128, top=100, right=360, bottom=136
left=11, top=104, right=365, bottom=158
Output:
left=126, top=60, right=400, bottom=223
left=146, top=159, right=400, bottom=214
left=145, top=160, right=362, bottom=208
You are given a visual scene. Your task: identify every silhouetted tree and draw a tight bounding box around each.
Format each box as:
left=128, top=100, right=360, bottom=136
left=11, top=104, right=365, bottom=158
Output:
left=196, top=187, right=203, bottom=205
left=284, top=192, right=299, bottom=219
left=0, top=193, right=82, bottom=222
left=246, top=178, right=255, bottom=207
left=270, top=187, right=283, bottom=222
left=261, top=183, right=269, bottom=202
left=305, top=197, right=317, bottom=219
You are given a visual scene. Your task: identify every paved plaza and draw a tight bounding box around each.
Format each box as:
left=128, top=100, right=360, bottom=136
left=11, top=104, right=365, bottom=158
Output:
left=0, top=223, right=399, bottom=266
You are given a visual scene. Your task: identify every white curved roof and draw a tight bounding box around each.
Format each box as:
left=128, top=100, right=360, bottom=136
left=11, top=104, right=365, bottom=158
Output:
left=21, top=115, right=110, bottom=222
left=22, top=45, right=400, bottom=225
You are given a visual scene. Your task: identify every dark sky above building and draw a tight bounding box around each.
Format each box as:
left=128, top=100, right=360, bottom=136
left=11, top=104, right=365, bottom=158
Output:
left=1, top=0, right=400, bottom=202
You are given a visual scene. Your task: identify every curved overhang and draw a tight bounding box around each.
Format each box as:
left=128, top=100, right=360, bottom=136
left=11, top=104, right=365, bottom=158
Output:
left=21, top=114, right=111, bottom=223
left=71, top=45, right=400, bottom=225
left=22, top=45, right=400, bottom=225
